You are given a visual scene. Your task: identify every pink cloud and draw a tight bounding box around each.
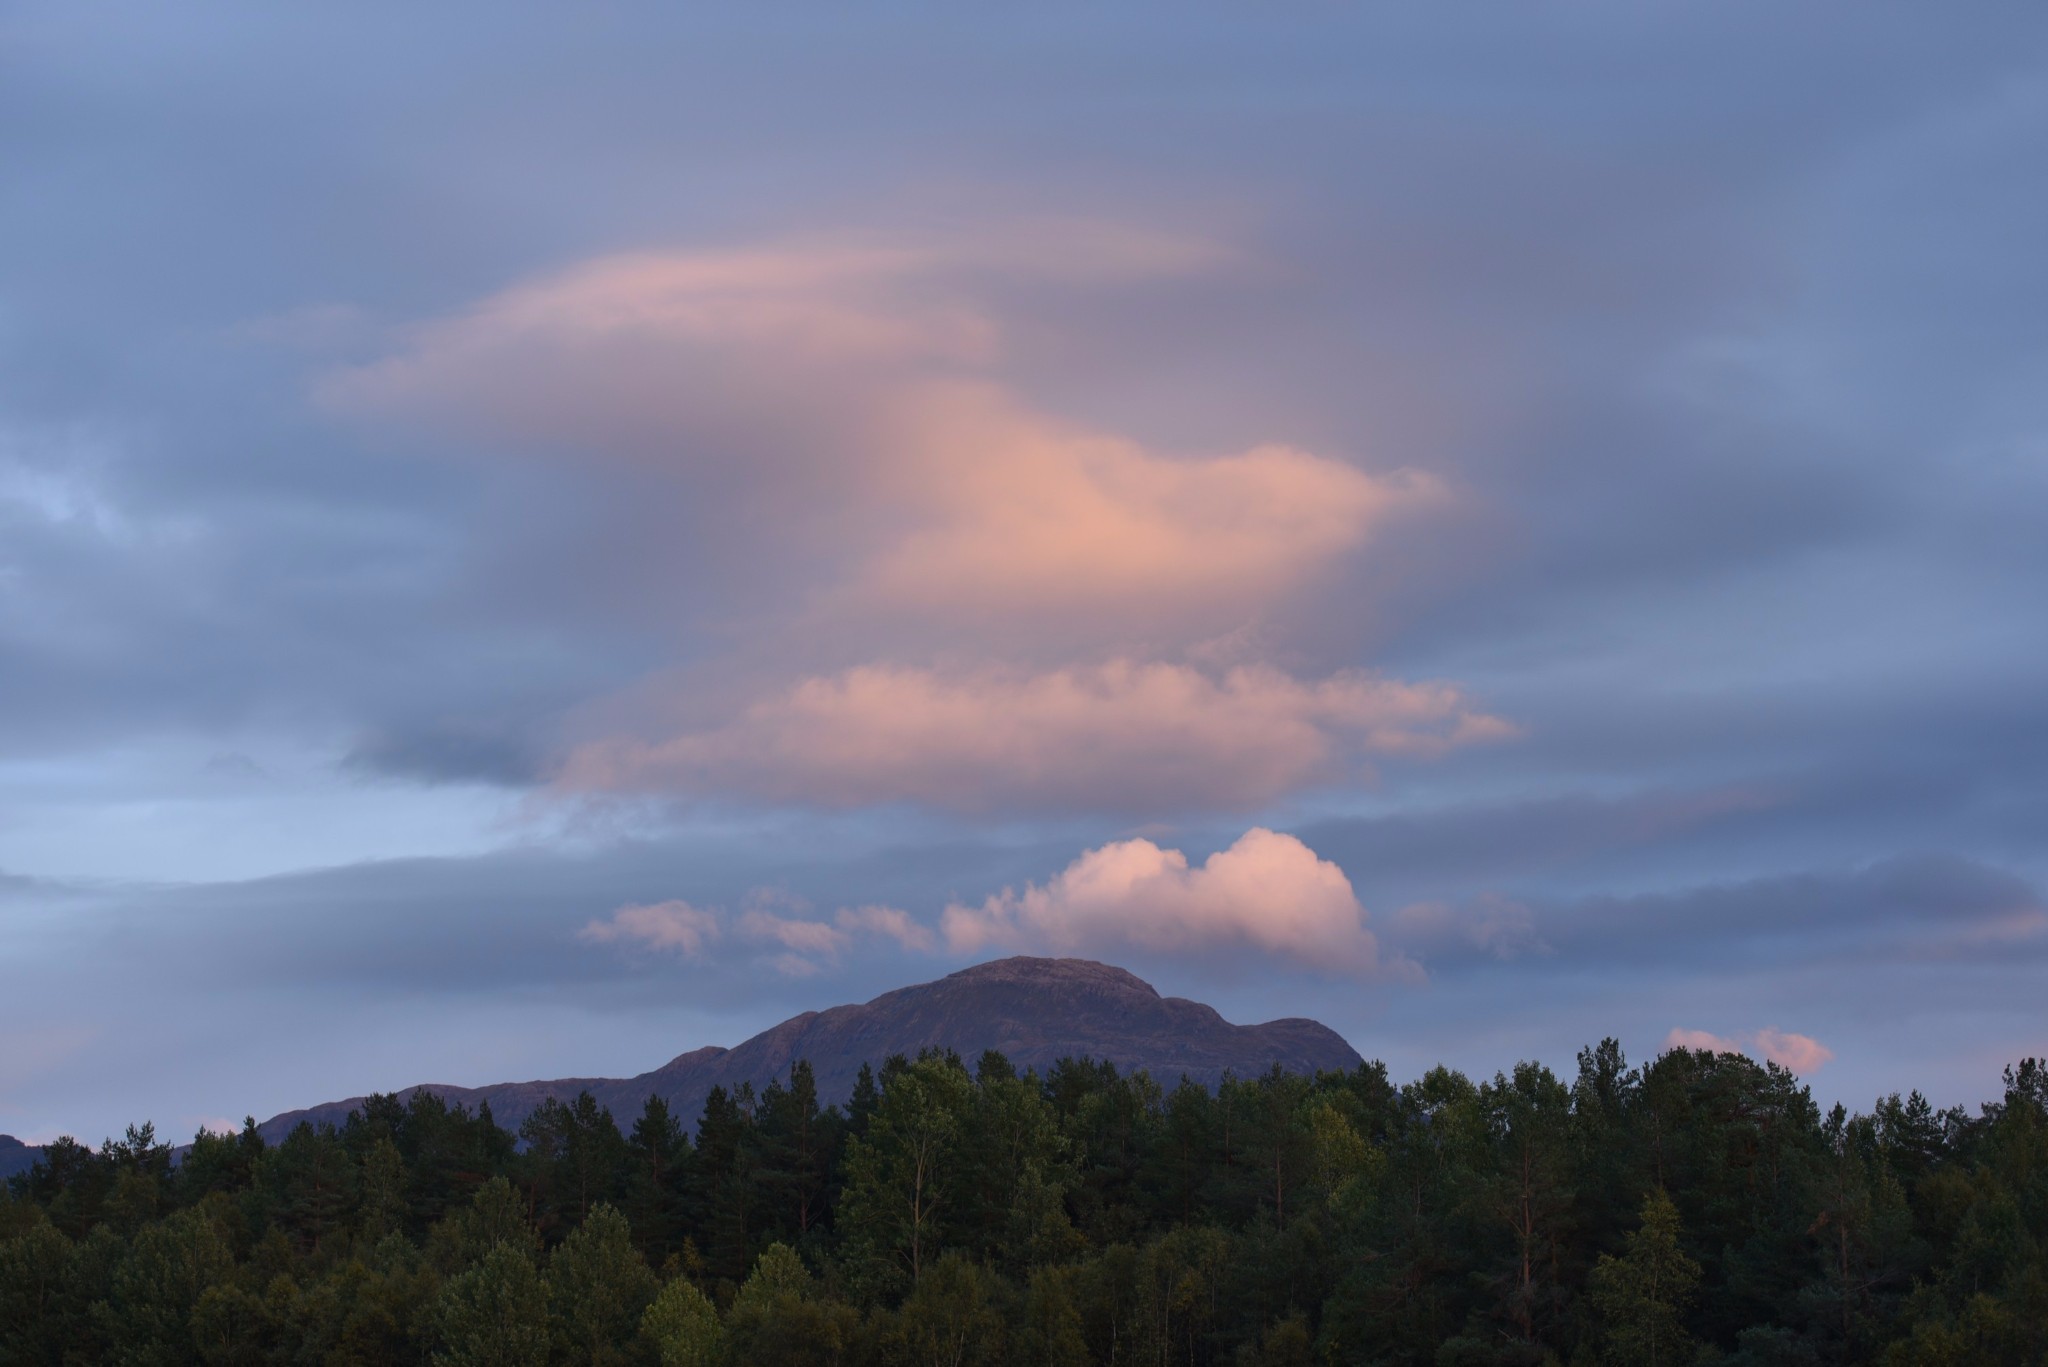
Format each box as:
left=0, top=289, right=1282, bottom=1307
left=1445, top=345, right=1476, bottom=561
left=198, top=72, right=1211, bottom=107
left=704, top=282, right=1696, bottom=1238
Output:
left=1663, top=1025, right=1834, bottom=1073
left=581, top=893, right=935, bottom=969
left=559, top=660, right=1511, bottom=813
left=324, top=232, right=1437, bottom=643
left=330, top=228, right=1504, bottom=816
left=737, top=907, right=850, bottom=958
left=848, top=388, right=1441, bottom=632
left=941, top=827, right=1399, bottom=977
left=836, top=904, right=938, bottom=953
left=1753, top=1027, right=1835, bottom=1073
left=1664, top=1027, right=1745, bottom=1056
left=320, top=226, right=1230, bottom=478
left=578, top=900, right=721, bottom=954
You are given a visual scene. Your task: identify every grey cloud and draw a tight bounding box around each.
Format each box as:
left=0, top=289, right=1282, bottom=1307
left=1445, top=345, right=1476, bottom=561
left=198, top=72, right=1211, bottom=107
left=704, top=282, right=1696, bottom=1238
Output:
left=344, top=720, right=551, bottom=788
left=5, top=0, right=2048, bottom=1135
left=1478, top=857, right=2046, bottom=974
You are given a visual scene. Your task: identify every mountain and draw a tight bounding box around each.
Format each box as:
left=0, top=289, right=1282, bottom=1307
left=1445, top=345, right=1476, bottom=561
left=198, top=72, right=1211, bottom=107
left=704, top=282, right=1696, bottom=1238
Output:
left=255, top=957, right=1361, bottom=1142
left=0, top=1134, right=39, bottom=1181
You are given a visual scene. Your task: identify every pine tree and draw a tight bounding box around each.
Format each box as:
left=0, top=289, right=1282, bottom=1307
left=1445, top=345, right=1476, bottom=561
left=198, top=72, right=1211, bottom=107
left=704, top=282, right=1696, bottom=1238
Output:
left=1589, top=1189, right=1700, bottom=1367
left=548, top=1202, right=657, bottom=1366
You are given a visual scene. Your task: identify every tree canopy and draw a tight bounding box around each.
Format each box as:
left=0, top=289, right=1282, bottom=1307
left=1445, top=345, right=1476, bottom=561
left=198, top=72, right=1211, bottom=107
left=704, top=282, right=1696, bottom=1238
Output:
left=4, top=1045, right=2045, bottom=1364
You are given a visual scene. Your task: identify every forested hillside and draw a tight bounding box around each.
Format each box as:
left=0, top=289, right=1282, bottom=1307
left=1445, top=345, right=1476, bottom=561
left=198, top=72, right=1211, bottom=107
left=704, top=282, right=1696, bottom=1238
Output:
left=4, top=1044, right=2044, bottom=1365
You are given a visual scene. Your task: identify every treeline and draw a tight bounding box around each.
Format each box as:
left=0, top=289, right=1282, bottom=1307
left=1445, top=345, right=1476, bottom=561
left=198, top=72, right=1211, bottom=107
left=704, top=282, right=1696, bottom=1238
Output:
left=3, top=1045, right=2046, bottom=1365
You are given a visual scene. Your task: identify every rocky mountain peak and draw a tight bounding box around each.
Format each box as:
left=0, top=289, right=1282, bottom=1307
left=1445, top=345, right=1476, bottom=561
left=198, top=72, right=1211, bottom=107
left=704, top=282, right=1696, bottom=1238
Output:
left=939, top=956, right=1160, bottom=997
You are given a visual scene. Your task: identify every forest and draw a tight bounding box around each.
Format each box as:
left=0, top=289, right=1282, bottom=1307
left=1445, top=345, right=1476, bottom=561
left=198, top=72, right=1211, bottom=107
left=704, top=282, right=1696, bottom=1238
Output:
left=3, top=1043, right=2045, bottom=1365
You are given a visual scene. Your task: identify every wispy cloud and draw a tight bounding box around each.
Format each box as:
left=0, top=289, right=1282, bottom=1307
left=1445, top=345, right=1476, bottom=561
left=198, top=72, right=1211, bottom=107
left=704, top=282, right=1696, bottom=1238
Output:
left=580, top=890, right=931, bottom=975
left=578, top=900, right=721, bottom=954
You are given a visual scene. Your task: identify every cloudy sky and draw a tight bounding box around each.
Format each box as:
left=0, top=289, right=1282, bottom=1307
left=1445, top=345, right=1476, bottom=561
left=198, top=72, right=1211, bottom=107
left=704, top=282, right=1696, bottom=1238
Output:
left=5, top=3, right=2047, bottom=1144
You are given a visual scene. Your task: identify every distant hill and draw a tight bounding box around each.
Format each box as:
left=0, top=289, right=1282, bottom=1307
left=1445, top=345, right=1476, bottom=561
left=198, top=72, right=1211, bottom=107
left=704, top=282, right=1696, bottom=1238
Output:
left=255, top=956, right=1362, bottom=1141
left=0, top=1134, right=38, bottom=1181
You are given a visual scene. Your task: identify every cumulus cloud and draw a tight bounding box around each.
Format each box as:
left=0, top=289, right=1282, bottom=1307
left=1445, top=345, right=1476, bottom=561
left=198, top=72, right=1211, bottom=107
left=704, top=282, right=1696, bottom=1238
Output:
left=559, top=661, right=1511, bottom=813
left=1664, top=1025, right=1835, bottom=1073
left=941, top=827, right=1395, bottom=976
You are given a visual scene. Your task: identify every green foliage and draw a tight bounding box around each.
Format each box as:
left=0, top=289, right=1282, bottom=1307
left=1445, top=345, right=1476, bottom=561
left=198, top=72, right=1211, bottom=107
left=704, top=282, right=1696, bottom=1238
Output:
left=1588, top=1189, right=1700, bottom=1366
left=10, top=1047, right=2048, bottom=1364
left=520, top=1090, right=630, bottom=1241
left=432, top=1241, right=548, bottom=1367
left=359, top=1136, right=409, bottom=1242
left=548, top=1202, right=656, bottom=1365
left=0, top=1217, right=87, bottom=1363
left=1016, top=1264, right=1090, bottom=1367
left=725, top=1240, right=860, bottom=1365
left=1129, top=1223, right=1230, bottom=1363
left=639, top=1275, right=722, bottom=1367
left=94, top=1202, right=236, bottom=1364
left=887, top=1250, right=1008, bottom=1367
left=686, top=1083, right=760, bottom=1284
left=839, top=1053, right=976, bottom=1295
left=430, top=1174, right=540, bottom=1273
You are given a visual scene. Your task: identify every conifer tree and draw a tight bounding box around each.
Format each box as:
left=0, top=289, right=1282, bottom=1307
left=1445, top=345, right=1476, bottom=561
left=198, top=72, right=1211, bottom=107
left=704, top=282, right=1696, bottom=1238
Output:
left=1589, top=1189, right=1700, bottom=1366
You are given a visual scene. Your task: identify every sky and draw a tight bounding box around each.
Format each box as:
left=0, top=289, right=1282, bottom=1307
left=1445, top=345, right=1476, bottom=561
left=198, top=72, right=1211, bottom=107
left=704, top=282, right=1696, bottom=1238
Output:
left=4, top=2, right=2047, bottom=1145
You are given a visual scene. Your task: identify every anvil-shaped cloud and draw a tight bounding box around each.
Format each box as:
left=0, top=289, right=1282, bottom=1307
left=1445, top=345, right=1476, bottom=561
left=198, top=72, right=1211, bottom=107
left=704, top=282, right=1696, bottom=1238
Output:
left=330, top=228, right=1506, bottom=814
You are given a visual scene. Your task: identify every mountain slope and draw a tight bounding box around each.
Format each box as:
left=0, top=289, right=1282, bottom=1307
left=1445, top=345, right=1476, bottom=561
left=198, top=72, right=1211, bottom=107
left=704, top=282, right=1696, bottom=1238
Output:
left=257, top=957, right=1361, bottom=1141
left=0, top=1134, right=39, bottom=1181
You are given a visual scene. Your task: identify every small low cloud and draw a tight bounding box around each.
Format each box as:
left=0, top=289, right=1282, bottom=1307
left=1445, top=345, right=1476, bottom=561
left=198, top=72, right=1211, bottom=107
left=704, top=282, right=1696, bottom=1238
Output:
left=836, top=903, right=938, bottom=953
left=580, top=892, right=931, bottom=974
left=737, top=906, right=849, bottom=958
left=1665, top=1027, right=1744, bottom=1055
left=942, top=827, right=1398, bottom=977
left=1753, top=1027, right=1836, bottom=1074
left=578, top=900, right=721, bottom=954
left=1664, top=1025, right=1835, bottom=1073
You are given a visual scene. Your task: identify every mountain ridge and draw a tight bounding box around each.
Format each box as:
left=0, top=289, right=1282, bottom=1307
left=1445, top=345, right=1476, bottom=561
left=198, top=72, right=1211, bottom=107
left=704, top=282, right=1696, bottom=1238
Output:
left=252, top=957, right=1361, bottom=1142
left=0, top=1134, right=36, bottom=1181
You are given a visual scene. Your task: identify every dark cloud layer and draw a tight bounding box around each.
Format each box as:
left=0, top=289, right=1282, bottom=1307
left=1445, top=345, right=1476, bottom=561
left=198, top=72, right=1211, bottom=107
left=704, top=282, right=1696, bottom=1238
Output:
left=4, top=1, right=2047, bottom=1141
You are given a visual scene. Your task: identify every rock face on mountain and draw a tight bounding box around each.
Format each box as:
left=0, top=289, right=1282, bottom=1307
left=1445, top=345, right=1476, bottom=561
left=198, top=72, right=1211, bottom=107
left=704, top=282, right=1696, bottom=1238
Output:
left=256, top=957, right=1362, bottom=1142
